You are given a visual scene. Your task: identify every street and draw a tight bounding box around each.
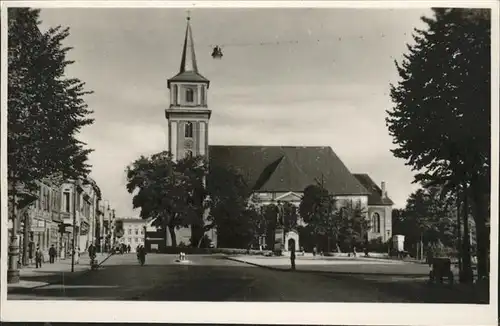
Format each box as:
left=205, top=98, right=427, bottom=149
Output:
left=7, top=253, right=488, bottom=303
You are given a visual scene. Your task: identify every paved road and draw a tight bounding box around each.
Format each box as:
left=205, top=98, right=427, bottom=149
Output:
left=7, top=253, right=488, bottom=303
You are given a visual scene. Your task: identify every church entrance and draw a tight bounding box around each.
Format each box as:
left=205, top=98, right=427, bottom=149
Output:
left=288, top=238, right=296, bottom=252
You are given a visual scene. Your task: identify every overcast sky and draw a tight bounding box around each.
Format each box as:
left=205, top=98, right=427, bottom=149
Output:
left=37, top=6, right=432, bottom=218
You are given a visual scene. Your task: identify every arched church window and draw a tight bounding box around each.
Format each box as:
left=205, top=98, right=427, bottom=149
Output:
left=186, top=88, right=194, bottom=103
left=372, top=212, right=381, bottom=233
left=185, top=122, right=193, bottom=138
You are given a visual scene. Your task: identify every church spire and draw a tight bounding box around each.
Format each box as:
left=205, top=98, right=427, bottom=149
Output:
left=179, top=14, right=198, bottom=73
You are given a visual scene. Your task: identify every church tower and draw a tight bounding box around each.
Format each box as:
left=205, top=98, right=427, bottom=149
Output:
left=166, top=16, right=211, bottom=161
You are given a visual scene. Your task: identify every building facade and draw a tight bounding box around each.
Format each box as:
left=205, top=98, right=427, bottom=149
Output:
left=163, top=17, right=394, bottom=251
left=116, top=218, right=147, bottom=252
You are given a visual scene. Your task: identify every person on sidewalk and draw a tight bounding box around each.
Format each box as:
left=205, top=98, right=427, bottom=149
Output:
left=88, top=243, right=96, bottom=261
left=49, top=244, right=57, bottom=264
left=75, top=247, right=81, bottom=264
left=290, top=245, right=296, bottom=271
left=35, top=247, right=43, bottom=268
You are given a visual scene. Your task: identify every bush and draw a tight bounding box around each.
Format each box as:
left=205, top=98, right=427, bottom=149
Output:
left=368, top=237, right=389, bottom=253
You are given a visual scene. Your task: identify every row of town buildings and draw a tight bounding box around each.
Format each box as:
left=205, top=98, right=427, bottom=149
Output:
left=8, top=177, right=117, bottom=263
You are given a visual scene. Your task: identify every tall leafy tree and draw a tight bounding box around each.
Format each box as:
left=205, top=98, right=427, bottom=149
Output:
left=8, top=8, right=94, bottom=195
left=205, top=165, right=254, bottom=248
left=299, top=184, right=337, bottom=251
left=336, top=200, right=369, bottom=252
left=7, top=8, right=94, bottom=282
left=125, top=151, right=206, bottom=248
left=386, top=8, right=490, bottom=279
left=282, top=202, right=298, bottom=233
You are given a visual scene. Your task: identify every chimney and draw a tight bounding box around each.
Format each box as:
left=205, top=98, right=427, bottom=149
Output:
left=381, top=181, right=387, bottom=198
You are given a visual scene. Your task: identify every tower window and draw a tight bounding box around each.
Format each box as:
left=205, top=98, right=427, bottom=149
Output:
left=186, top=88, right=194, bottom=103
left=172, top=85, right=178, bottom=105
left=185, top=122, right=193, bottom=138
left=200, top=86, right=205, bottom=105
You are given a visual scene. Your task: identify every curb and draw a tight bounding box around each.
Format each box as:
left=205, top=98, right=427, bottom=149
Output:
left=226, top=256, right=294, bottom=272
left=225, top=256, right=432, bottom=279
left=27, top=253, right=115, bottom=290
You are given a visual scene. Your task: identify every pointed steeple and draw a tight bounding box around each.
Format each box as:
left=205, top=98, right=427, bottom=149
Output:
left=179, top=16, right=198, bottom=73
left=167, top=14, right=209, bottom=89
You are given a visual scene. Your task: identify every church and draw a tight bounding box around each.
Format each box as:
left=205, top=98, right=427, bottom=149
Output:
left=163, top=17, right=394, bottom=251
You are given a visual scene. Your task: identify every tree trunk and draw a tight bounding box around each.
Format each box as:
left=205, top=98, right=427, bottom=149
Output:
left=168, top=225, right=177, bottom=248
left=456, top=189, right=462, bottom=272
left=22, top=210, right=29, bottom=266
left=470, top=182, right=489, bottom=279
left=461, top=182, right=473, bottom=283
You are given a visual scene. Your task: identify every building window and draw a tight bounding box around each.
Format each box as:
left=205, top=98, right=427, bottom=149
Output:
left=64, top=192, right=70, bottom=212
left=135, top=229, right=138, bottom=235
left=200, top=86, right=205, bottom=105
left=185, top=122, right=193, bottom=138
left=128, top=229, right=132, bottom=235
left=186, top=88, right=194, bottom=103
left=372, top=213, right=381, bottom=233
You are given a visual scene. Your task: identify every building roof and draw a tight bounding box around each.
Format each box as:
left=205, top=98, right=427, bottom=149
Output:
left=167, top=17, right=209, bottom=88
left=208, top=145, right=370, bottom=195
left=353, top=174, right=394, bottom=206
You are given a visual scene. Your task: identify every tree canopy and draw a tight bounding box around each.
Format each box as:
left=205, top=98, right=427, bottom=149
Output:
left=8, top=8, right=94, bottom=198
left=206, top=165, right=264, bottom=248
left=386, top=8, right=490, bottom=278
left=125, top=151, right=207, bottom=248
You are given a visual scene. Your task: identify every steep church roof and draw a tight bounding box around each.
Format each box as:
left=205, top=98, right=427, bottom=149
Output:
left=168, top=17, right=209, bottom=88
left=353, top=173, right=394, bottom=206
left=208, top=145, right=370, bottom=195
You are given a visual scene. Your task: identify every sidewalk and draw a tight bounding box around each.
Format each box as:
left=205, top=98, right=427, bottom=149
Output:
left=8, top=252, right=112, bottom=290
left=229, top=255, right=407, bottom=266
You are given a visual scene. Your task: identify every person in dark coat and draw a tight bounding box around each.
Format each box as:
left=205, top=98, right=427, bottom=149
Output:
left=49, top=244, right=57, bottom=264
left=290, top=245, right=296, bottom=271
left=35, top=247, right=43, bottom=268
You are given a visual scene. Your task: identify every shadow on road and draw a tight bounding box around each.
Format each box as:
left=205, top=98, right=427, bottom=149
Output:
left=7, top=260, right=490, bottom=304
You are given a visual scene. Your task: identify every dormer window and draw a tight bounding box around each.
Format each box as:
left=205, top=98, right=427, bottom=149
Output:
left=186, top=88, right=194, bottom=103
left=185, top=121, right=193, bottom=138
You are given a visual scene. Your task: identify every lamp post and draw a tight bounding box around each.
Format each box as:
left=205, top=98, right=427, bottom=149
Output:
left=7, top=192, right=20, bottom=283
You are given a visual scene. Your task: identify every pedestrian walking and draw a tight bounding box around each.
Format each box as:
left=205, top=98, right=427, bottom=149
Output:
left=128, top=244, right=131, bottom=253
left=28, top=240, right=35, bottom=265
left=35, top=247, right=43, bottom=268
left=290, top=245, right=296, bottom=271
left=75, top=247, right=81, bottom=264
left=49, top=244, right=57, bottom=263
